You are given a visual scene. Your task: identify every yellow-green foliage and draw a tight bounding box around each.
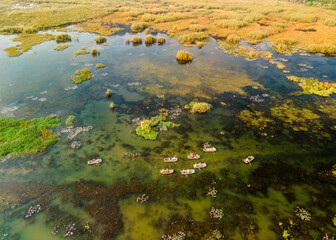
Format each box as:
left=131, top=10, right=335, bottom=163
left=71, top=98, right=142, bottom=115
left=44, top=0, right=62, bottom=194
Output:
left=158, top=37, right=166, bottom=45
left=106, top=89, right=112, bottom=97
left=238, top=109, right=274, bottom=130
left=217, top=19, right=248, bottom=29
left=95, top=36, right=106, bottom=44
left=65, top=115, right=75, bottom=126
left=55, top=34, right=71, bottom=43
left=176, top=50, right=193, bottom=63
left=132, top=36, right=142, bottom=44
left=223, top=46, right=273, bottom=60
left=95, top=63, right=105, bottom=68
left=71, top=68, right=92, bottom=84
left=154, top=13, right=187, bottom=23
left=178, top=33, right=209, bottom=44
left=4, top=33, right=55, bottom=57
left=110, top=102, right=114, bottom=109
left=189, top=24, right=207, bottom=32
left=248, top=31, right=268, bottom=40
left=325, top=18, right=336, bottom=26
left=185, top=102, right=212, bottom=114
left=287, top=75, right=336, bottom=97
left=54, top=44, right=69, bottom=51
left=272, top=39, right=298, bottom=54
left=131, top=23, right=147, bottom=32
left=91, top=48, right=99, bottom=56
left=277, top=63, right=285, bottom=69
left=0, top=116, right=61, bottom=158
left=141, top=14, right=157, bottom=22
left=305, top=44, right=336, bottom=54
left=145, top=35, right=157, bottom=44
left=75, top=48, right=90, bottom=56
left=284, top=14, right=318, bottom=23
left=226, top=34, right=240, bottom=44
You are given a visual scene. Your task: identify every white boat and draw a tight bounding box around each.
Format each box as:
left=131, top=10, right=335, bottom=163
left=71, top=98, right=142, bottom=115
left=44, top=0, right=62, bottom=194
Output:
left=181, top=169, right=195, bottom=175
left=203, top=147, right=216, bottom=152
left=164, top=157, right=178, bottom=162
left=193, top=163, right=207, bottom=169
left=243, top=156, right=255, bottom=164
left=87, top=159, right=102, bottom=165
left=160, top=169, right=174, bottom=175
left=187, top=153, right=200, bottom=159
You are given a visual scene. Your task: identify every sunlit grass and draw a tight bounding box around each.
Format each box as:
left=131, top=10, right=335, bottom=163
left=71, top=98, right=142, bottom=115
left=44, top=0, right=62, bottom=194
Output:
left=157, top=37, right=166, bottom=45
left=54, top=44, right=69, bottom=51
left=131, top=23, right=147, bottom=32
left=71, top=68, right=92, bottom=84
left=95, top=36, right=106, bottom=44
left=226, top=34, right=240, bottom=44
left=55, top=34, right=71, bottom=43
left=176, top=50, right=193, bottom=63
left=145, top=35, right=156, bottom=45
left=178, top=32, right=209, bottom=45
left=132, top=36, right=142, bottom=45
left=95, top=63, right=105, bottom=68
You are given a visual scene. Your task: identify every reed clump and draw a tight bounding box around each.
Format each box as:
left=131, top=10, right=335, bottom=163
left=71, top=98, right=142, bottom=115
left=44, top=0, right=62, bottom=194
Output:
left=305, top=44, right=336, bottom=54
left=75, top=47, right=90, bottom=56
left=145, top=35, right=157, bottom=45
left=185, top=102, right=212, bottom=114
left=106, top=89, right=112, bottom=98
left=91, top=48, right=100, bottom=56
left=131, top=23, right=147, bottom=33
left=248, top=31, right=268, bottom=40
left=189, top=24, right=207, bottom=32
left=132, top=37, right=142, bottom=45
left=226, top=34, right=240, bottom=44
left=55, top=34, right=71, bottom=43
left=95, top=63, right=105, bottom=68
left=325, top=18, right=336, bottom=26
left=54, top=45, right=69, bottom=51
left=95, top=36, right=106, bottom=44
left=176, top=50, right=193, bottom=63
left=272, top=39, right=298, bottom=54
left=71, top=68, right=92, bottom=84
left=178, top=33, right=209, bottom=44
left=157, top=37, right=166, bottom=45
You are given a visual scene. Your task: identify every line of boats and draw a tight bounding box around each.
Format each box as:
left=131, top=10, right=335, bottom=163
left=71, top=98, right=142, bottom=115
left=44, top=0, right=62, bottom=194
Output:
left=161, top=153, right=207, bottom=175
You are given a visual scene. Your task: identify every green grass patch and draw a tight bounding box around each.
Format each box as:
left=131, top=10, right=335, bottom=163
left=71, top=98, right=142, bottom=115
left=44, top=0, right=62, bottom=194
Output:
left=185, top=102, right=212, bottom=114
left=65, top=115, right=75, bottom=126
left=132, top=36, right=142, bottom=45
left=248, top=31, right=268, bottom=40
left=158, top=37, right=166, bottom=45
left=189, top=24, right=207, bottom=32
left=305, top=44, right=336, bottom=54
left=325, top=18, right=336, bottom=26
left=0, top=116, right=61, bottom=158
left=272, top=38, right=298, bottom=54
left=226, top=34, right=240, bottom=44
left=71, top=68, right=92, bottom=84
left=54, top=44, right=69, bottom=51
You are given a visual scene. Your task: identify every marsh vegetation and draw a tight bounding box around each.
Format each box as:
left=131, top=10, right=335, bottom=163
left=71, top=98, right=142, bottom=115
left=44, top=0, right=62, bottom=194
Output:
left=176, top=50, right=193, bottom=63
left=71, top=68, right=92, bottom=84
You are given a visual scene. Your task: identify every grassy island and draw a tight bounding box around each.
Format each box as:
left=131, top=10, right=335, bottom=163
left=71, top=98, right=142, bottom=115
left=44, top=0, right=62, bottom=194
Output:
left=95, top=36, right=106, bottom=44
left=71, top=68, right=92, bottom=84
left=95, top=63, right=105, bottom=68
left=185, top=102, right=211, bottom=114
left=0, top=116, right=61, bottom=158
left=287, top=75, right=336, bottom=97
left=145, top=35, right=156, bottom=45
left=75, top=48, right=90, bottom=56
left=135, top=110, right=179, bottom=140
left=54, top=44, right=69, bottom=51
left=176, top=51, right=193, bottom=63
left=55, top=34, right=71, bottom=43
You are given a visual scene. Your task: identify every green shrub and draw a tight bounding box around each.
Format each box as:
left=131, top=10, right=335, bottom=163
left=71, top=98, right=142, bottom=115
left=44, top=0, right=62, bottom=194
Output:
left=325, top=18, right=336, bottom=26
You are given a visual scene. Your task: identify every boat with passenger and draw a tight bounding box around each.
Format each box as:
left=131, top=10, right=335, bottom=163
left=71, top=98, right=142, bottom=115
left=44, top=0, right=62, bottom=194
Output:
left=87, top=159, right=102, bottom=165
left=193, top=163, right=207, bottom=169
left=160, top=169, right=174, bottom=175
left=164, top=157, right=178, bottom=162
left=243, top=156, right=255, bottom=164
left=187, top=153, right=200, bottom=159
left=203, top=147, right=216, bottom=152
left=181, top=169, right=195, bottom=175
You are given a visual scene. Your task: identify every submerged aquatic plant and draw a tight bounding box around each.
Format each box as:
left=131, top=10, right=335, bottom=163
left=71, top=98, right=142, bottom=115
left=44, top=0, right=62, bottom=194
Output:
left=287, top=75, right=336, bottom=97
left=65, top=115, right=75, bottom=126
left=95, top=36, right=106, bottom=44
left=71, top=68, right=92, bottom=84
left=176, top=51, right=193, bottom=63
left=238, top=109, right=274, bottom=130
left=95, top=63, right=105, bottom=69
left=185, top=102, right=211, bottom=114
left=0, top=116, right=61, bottom=158
left=55, top=34, right=71, bottom=43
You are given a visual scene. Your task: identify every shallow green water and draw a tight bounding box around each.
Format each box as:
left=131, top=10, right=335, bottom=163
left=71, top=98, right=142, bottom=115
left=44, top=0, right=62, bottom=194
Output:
left=0, top=29, right=336, bottom=240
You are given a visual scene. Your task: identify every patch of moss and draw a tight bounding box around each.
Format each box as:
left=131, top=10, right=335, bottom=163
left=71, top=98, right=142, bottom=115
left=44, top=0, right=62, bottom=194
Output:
left=65, top=115, right=75, bottom=126
left=0, top=116, right=60, bottom=158
left=54, top=44, right=69, bottom=51
left=185, top=102, right=211, bottom=114
left=287, top=75, right=336, bottom=97
left=135, top=110, right=179, bottom=140
left=71, top=68, right=92, bottom=84
left=95, top=63, right=105, bottom=69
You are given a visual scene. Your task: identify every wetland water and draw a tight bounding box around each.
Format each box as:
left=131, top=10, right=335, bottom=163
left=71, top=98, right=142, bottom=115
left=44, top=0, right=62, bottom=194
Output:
left=0, top=29, right=336, bottom=240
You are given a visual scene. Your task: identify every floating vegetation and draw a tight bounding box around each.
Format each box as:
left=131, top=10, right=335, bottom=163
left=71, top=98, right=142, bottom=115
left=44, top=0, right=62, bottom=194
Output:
left=145, top=35, right=157, bottom=45
left=221, top=45, right=273, bottom=61
left=0, top=116, right=60, bottom=158
left=95, top=36, right=106, bottom=44
left=135, top=109, right=179, bottom=140
left=131, top=23, right=147, bottom=32
left=185, top=102, right=211, bottom=114
left=287, top=75, right=336, bottom=97
left=158, top=37, right=166, bottom=45
left=75, top=48, right=90, bottom=56
left=106, top=89, right=112, bottom=98
left=54, top=44, right=69, bottom=51
left=277, top=62, right=286, bottom=69
left=95, top=63, right=105, bottom=69
left=295, top=207, right=311, bottom=221
left=71, top=68, right=92, bottom=84
left=238, top=109, right=274, bottom=130
left=55, top=34, right=71, bottom=43
left=91, top=48, right=100, bottom=56
left=176, top=50, right=193, bottom=63
left=132, top=37, right=142, bottom=45
left=65, top=115, right=75, bottom=126
left=272, top=39, right=298, bottom=54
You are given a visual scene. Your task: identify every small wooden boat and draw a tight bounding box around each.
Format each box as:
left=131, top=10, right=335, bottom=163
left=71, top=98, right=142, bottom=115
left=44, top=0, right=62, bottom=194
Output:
left=164, top=157, right=178, bottom=163
left=203, top=147, right=216, bottom=152
left=160, top=169, right=174, bottom=175
left=243, top=156, right=255, bottom=164
left=87, top=159, right=102, bottom=165
left=187, top=153, right=200, bottom=159
left=181, top=169, right=195, bottom=175
left=193, top=163, right=207, bottom=169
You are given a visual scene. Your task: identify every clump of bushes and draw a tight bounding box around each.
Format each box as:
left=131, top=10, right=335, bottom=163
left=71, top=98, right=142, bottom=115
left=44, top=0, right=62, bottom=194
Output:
left=158, top=37, right=166, bottom=45
left=178, top=33, right=209, bottom=44
left=185, top=102, right=212, bottom=114
left=145, top=35, right=157, bottom=45
left=305, top=44, right=336, bottom=54
left=131, top=23, right=147, bottom=33
left=226, top=34, right=240, bottom=44
left=132, top=37, right=142, bottom=45
left=95, top=36, right=106, bottom=44
left=176, top=50, right=193, bottom=63
left=95, top=63, right=105, bottom=69
left=56, top=34, right=71, bottom=43
left=71, top=68, right=92, bottom=84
